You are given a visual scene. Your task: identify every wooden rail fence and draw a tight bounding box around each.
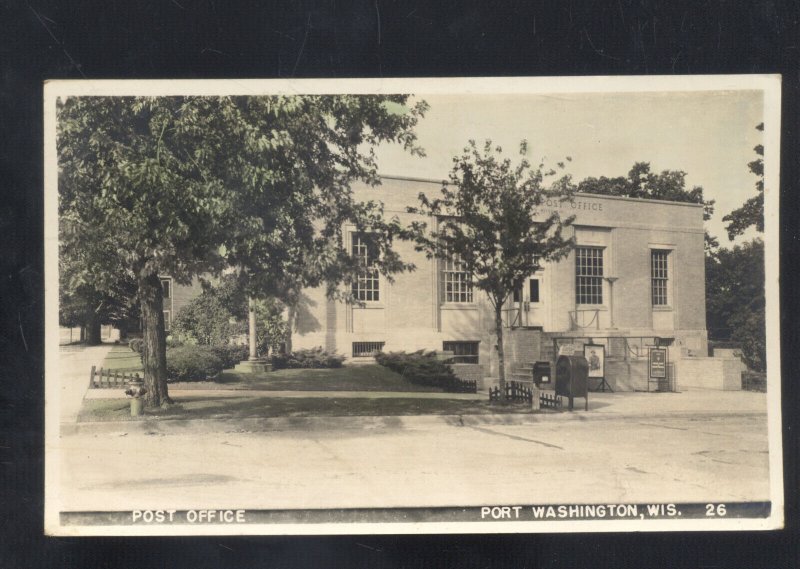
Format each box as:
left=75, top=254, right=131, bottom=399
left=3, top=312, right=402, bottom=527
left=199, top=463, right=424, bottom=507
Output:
left=539, top=391, right=562, bottom=409
left=489, top=381, right=563, bottom=409
left=489, top=381, right=533, bottom=403
left=89, top=366, right=141, bottom=388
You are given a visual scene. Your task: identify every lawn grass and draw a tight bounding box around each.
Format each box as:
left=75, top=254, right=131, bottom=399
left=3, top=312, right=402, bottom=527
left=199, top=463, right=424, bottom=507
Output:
left=98, top=349, right=440, bottom=394
left=204, top=364, right=445, bottom=392
left=78, top=395, right=534, bottom=422
left=100, top=344, right=143, bottom=372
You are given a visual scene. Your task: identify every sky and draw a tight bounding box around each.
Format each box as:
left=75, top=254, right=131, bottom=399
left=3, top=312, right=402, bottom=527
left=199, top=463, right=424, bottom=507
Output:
left=374, top=90, right=764, bottom=246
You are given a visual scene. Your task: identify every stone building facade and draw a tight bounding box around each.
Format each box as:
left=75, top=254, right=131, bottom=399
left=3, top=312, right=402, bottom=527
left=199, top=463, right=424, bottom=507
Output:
left=293, top=176, right=711, bottom=391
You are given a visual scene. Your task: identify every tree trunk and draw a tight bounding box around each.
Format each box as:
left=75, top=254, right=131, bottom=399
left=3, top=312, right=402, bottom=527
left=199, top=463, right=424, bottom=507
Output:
left=494, top=302, right=506, bottom=396
left=85, top=315, right=102, bottom=345
left=138, top=273, right=170, bottom=407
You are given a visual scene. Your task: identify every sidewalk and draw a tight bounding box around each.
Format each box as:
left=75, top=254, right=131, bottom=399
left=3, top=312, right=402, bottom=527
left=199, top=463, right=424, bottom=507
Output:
left=58, top=342, right=116, bottom=422
left=66, top=386, right=768, bottom=436
left=83, top=388, right=485, bottom=400
left=83, top=384, right=767, bottom=414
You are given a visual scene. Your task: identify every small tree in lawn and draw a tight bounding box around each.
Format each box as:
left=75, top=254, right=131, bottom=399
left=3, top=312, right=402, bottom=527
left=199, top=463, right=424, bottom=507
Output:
left=409, top=140, right=575, bottom=395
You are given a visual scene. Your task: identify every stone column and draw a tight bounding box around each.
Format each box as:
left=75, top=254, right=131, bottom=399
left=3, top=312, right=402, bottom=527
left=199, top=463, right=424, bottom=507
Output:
left=248, top=297, right=258, bottom=361
left=234, top=297, right=273, bottom=373
left=605, top=277, right=618, bottom=329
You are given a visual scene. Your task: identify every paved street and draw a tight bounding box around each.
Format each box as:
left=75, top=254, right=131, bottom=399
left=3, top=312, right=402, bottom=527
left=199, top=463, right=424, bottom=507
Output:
left=56, top=405, right=770, bottom=512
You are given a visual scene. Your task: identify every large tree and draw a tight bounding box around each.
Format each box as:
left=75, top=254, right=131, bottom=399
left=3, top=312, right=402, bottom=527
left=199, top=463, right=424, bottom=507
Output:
left=705, top=239, right=765, bottom=371
left=59, top=232, right=140, bottom=344
left=409, top=140, right=575, bottom=393
left=709, top=124, right=766, bottom=370
left=58, top=95, right=427, bottom=407
left=722, top=123, right=764, bottom=240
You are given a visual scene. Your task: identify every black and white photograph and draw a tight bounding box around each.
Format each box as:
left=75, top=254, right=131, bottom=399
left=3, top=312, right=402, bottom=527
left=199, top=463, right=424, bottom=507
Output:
left=44, top=76, right=782, bottom=535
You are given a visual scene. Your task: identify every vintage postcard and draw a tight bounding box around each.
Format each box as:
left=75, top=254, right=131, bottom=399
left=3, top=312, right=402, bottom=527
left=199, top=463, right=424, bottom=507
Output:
left=44, top=76, right=783, bottom=535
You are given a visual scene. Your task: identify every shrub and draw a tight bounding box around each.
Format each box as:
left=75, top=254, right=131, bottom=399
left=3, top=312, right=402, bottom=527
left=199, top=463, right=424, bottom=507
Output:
left=210, top=343, right=249, bottom=369
left=128, top=338, right=144, bottom=354
left=270, top=347, right=345, bottom=370
left=171, top=290, right=245, bottom=346
left=375, top=350, right=471, bottom=392
left=166, top=346, right=224, bottom=383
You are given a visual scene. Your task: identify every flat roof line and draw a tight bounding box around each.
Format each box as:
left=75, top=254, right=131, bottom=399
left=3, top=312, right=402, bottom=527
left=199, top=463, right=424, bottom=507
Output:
left=377, top=174, right=705, bottom=209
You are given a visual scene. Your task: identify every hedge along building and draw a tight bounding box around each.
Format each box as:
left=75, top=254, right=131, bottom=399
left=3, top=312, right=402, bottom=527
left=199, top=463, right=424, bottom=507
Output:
left=291, top=175, right=723, bottom=392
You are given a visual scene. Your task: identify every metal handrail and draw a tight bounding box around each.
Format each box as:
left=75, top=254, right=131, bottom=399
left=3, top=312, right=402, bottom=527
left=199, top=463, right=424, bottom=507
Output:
left=568, top=309, right=599, bottom=330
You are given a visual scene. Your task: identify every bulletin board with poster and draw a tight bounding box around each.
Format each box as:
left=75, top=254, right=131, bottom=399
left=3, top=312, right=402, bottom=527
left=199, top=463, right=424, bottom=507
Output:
left=583, top=344, right=606, bottom=384
left=583, top=344, right=605, bottom=378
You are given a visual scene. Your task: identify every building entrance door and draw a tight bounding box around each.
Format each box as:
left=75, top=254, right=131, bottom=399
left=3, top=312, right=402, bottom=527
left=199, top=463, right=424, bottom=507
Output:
left=510, top=270, right=548, bottom=329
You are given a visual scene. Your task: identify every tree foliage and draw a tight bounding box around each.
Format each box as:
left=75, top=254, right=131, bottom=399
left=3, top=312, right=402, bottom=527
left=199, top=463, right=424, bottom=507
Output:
left=59, top=254, right=139, bottom=343
left=58, top=95, right=427, bottom=407
left=408, top=140, right=575, bottom=390
left=576, top=162, right=714, bottom=218
left=722, top=123, right=764, bottom=240
left=705, top=239, right=765, bottom=371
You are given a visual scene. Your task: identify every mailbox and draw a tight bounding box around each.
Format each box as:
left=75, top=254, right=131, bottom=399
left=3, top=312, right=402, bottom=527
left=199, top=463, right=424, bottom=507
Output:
left=532, top=361, right=552, bottom=386
left=555, top=355, right=589, bottom=411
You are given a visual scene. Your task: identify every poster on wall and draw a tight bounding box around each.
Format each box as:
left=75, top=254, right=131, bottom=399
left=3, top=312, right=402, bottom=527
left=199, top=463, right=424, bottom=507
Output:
left=649, top=348, right=668, bottom=379
left=583, top=344, right=605, bottom=379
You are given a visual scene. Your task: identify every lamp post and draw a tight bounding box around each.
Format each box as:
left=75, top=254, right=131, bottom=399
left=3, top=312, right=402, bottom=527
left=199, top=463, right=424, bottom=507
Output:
left=605, top=276, right=618, bottom=329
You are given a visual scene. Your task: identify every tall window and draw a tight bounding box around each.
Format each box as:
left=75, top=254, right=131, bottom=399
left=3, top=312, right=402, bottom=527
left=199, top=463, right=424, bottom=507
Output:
left=442, top=251, right=473, bottom=303
left=575, top=247, right=604, bottom=305
left=161, top=278, right=171, bottom=299
left=352, top=233, right=380, bottom=302
left=161, top=278, right=172, bottom=331
left=651, top=250, right=670, bottom=306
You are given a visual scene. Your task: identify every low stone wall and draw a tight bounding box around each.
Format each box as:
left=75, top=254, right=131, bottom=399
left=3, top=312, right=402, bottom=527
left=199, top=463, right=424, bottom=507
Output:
left=676, top=357, right=741, bottom=390
left=712, top=348, right=747, bottom=374
left=605, top=359, right=649, bottom=391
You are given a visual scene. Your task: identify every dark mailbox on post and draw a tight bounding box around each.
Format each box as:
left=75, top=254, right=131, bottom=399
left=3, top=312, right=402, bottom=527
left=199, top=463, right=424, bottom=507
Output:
left=532, top=361, right=552, bottom=386
left=555, top=355, right=589, bottom=411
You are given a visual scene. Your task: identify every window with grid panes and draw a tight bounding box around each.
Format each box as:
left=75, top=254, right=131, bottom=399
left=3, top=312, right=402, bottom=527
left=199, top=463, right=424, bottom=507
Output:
left=442, top=251, right=473, bottom=303
left=352, top=233, right=380, bottom=301
left=575, top=247, right=604, bottom=305
left=651, top=250, right=670, bottom=306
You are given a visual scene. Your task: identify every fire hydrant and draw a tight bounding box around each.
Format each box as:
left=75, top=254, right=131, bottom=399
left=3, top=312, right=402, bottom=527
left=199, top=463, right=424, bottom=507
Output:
left=124, top=378, right=147, bottom=417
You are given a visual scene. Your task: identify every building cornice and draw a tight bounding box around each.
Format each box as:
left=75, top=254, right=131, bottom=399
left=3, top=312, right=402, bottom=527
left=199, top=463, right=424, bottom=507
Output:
left=377, top=174, right=705, bottom=209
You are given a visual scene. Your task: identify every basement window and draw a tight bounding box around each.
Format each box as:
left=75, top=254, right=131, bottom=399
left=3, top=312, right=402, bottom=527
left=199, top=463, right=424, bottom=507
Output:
left=352, top=341, right=385, bottom=358
left=443, top=341, right=479, bottom=364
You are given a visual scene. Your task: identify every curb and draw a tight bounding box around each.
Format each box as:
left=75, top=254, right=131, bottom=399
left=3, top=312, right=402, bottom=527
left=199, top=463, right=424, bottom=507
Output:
left=60, top=409, right=767, bottom=436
